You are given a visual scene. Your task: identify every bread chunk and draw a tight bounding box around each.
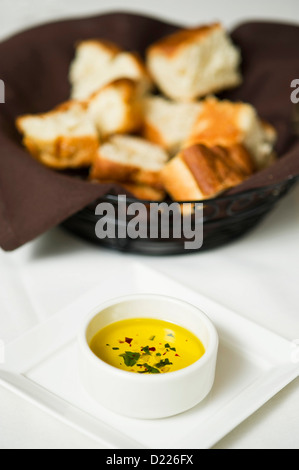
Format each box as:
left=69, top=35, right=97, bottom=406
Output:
left=161, top=143, right=255, bottom=201
left=185, top=97, right=277, bottom=169
left=90, top=135, right=169, bottom=188
left=142, top=95, right=202, bottom=155
left=70, top=39, right=152, bottom=100
left=147, top=24, right=242, bottom=101
left=16, top=101, right=99, bottom=169
left=121, top=183, right=166, bottom=201
left=87, top=79, right=143, bottom=138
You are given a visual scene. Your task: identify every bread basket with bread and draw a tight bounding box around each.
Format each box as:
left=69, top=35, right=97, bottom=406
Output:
left=1, top=12, right=299, bottom=253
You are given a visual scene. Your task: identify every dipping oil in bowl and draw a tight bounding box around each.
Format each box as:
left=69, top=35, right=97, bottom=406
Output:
left=79, top=295, right=219, bottom=419
left=89, top=318, right=206, bottom=374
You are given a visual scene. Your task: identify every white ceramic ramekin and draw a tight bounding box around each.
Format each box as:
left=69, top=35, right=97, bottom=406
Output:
left=78, top=294, right=219, bottom=419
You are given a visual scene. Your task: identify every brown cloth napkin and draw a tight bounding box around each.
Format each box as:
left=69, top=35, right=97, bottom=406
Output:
left=0, top=12, right=299, bottom=251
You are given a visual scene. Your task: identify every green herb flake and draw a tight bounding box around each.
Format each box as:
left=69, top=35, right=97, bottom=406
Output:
left=119, top=351, right=141, bottom=367
left=149, top=335, right=156, bottom=341
left=112, top=347, right=119, bottom=350
left=156, top=353, right=162, bottom=357
left=137, top=364, right=160, bottom=374
left=155, top=358, right=173, bottom=369
left=165, top=343, right=176, bottom=352
left=142, top=346, right=151, bottom=355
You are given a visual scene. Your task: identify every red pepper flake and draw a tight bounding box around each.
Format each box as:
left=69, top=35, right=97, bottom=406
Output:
left=163, top=352, right=167, bottom=356
left=149, top=347, right=156, bottom=352
left=118, top=340, right=125, bottom=344
left=175, top=354, right=180, bottom=357
left=125, top=337, right=133, bottom=346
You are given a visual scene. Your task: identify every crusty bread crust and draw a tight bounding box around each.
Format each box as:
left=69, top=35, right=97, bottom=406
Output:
left=142, top=121, right=167, bottom=149
left=147, top=23, right=222, bottom=57
left=147, top=24, right=241, bottom=101
left=90, top=136, right=168, bottom=189
left=70, top=39, right=153, bottom=100
left=184, top=97, right=277, bottom=169
left=121, top=183, right=166, bottom=201
left=185, top=97, right=248, bottom=147
left=22, top=135, right=98, bottom=169
left=16, top=100, right=88, bottom=128
left=161, top=143, right=255, bottom=201
left=183, top=145, right=246, bottom=192
left=90, top=154, right=164, bottom=189
left=161, top=155, right=204, bottom=201
left=212, top=144, right=256, bottom=176
left=74, top=39, right=122, bottom=56
left=90, top=157, right=139, bottom=183
left=16, top=100, right=99, bottom=169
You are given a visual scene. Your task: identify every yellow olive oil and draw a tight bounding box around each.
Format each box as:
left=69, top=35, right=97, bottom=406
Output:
left=89, top=318, right=205, bottom=374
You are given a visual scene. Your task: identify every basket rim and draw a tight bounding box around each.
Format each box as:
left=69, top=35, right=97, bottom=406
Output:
left=98, top=174, right=299, bottom=206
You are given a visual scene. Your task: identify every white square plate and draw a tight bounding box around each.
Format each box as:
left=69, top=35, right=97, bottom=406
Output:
left=0, top=262, right=298, bottom=449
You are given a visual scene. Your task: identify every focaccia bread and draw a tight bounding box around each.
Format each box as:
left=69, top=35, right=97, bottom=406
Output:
left=70, top=39, right=152, bottom=100
left=16, top=101, right=99, bottom=169
left=90, top=135, right=169, bottom=188
left=161, top=143, right=255, bottom=201
left=147, top=23, right=242, bottom=101
left=142, top=95, right=202, bottom=155
left=87, top=78, right=143, bottom=138
left=184, top=97, right=277, bottom=169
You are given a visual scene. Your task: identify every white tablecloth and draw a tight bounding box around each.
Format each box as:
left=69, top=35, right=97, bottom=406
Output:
left=0, top=0, right=299, bottom=449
